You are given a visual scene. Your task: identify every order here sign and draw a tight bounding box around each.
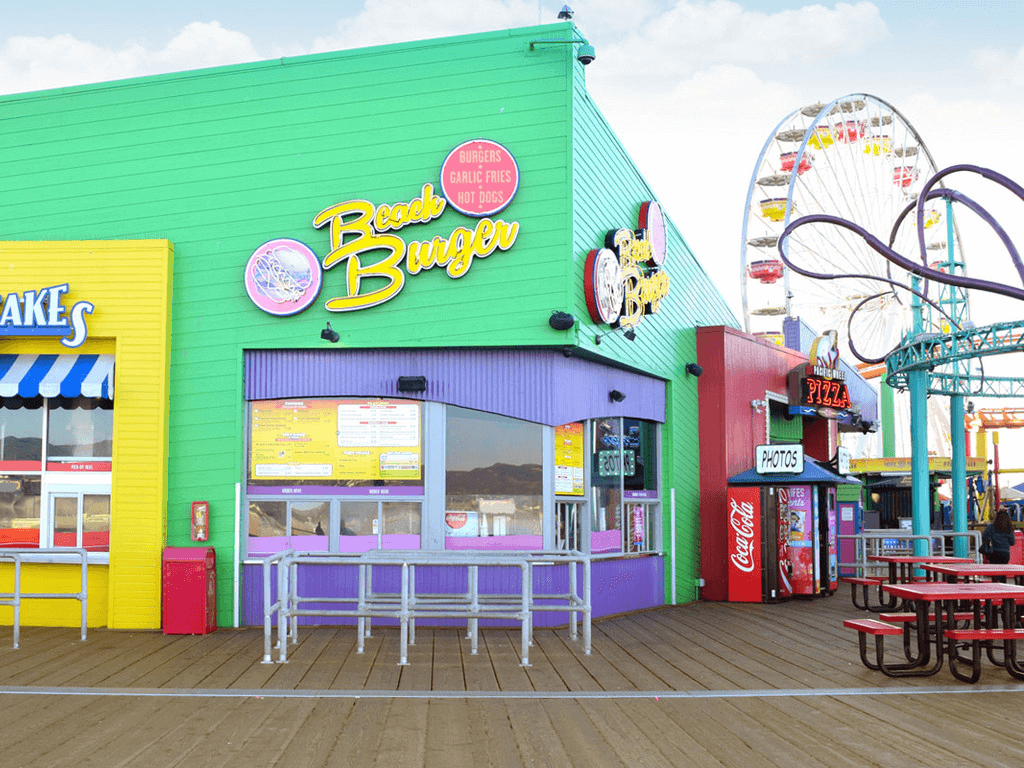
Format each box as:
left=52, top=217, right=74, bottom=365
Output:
left=755, top=444, right=804, bottom=474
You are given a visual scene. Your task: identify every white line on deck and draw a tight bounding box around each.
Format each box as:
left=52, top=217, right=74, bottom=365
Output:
left=1, top=685, right=1022, bottom=700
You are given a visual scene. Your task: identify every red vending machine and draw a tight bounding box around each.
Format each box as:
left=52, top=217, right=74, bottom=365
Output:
left=727, top=480, right=840, bottom=602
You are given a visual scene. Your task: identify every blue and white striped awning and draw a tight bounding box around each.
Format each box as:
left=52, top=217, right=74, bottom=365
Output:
left=0, top=354, right=115, bottom=399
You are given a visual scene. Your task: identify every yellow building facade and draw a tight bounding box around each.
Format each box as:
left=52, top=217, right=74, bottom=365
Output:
left=0, top=241, right=172, bottom=629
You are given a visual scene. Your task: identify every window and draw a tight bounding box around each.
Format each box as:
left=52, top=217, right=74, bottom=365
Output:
left=52, top=492, right=111, bottom=551
left=47, top=398, right=114, bottom=464
left=591, top=417, right=660, bottom=554
left=247, top=498, right=422, bottom=555
left=0, top=475, right=41, bottom=547
left=246, top=398, right=424, bottom=491
left=0, top=398, right=43, bottom=466
left=0, top=394, right=113, bottom=556
left=444, top=406, right=542, bottom=550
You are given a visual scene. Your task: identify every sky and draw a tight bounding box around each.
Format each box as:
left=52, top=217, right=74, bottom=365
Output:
left=3, top=0, right=1024, bottom=466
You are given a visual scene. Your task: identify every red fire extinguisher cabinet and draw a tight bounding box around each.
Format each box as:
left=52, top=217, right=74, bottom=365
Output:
left=162, top=547, right=217, bottom=634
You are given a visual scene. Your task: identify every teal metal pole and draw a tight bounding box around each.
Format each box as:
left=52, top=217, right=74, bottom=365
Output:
left=946, top=196, right=969, bottom=558
left=909, top=275, right=929, bottom=556
left=950, top=395, right=967, bottom=556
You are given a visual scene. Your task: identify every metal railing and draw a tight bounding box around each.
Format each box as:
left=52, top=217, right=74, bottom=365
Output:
left=0, top=548, right=89, bottom=649
left=261, top=548, right=591, bottom=667
left=839, top=529, right=982, bottom=577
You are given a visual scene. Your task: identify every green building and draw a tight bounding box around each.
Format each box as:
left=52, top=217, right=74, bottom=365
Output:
left=0, top=22, right=735, bottom=629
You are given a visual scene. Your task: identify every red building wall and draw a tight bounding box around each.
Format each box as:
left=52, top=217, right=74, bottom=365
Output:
left=695, top=326, right=835, bottom=601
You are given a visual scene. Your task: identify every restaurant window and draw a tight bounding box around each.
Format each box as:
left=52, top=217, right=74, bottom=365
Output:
left=591, top=417, right=660, bottom=554
left=246, top=398, right=424, bottom=491
left=244, top=397, right=425, bottom=556
left=0, top=397, right=43, bottom=465
left=444, top=406, right=542, bottom=549
left=0, top=394, right=112, bottom=556
left=0, top=475, right=41, bottom=547
left=247, top=498, right=423, bottom=555
left=47, top=397, right=114, bottom=464
left=51, top=491, right=111, bottom=551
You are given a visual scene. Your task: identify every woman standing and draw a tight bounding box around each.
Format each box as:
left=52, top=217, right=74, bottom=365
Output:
left=982, top=510, right=1016, bottom=564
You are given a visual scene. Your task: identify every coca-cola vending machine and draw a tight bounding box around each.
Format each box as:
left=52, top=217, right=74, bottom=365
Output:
left=727, top=483, right=838, bottom=602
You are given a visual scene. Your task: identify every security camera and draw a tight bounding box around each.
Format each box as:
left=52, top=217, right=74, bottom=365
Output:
left=576, top=43, right=596, bottom=65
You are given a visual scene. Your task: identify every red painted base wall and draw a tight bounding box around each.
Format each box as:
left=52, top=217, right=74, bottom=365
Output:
left=696, top=326, right=835, bottom=601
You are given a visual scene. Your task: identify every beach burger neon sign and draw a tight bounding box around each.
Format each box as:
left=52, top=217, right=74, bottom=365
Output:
left=244, top=139, right=521, bottom=315
left=584, top=202, right=671, bottom=330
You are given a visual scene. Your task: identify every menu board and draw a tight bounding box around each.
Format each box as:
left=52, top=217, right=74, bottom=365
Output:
left=250, top=398, right=421, bottom=481
left=555, top=422, right=585, bottom=496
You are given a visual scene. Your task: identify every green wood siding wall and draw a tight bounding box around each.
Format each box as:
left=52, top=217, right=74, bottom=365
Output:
left=569, top=62, right=738, bottom=603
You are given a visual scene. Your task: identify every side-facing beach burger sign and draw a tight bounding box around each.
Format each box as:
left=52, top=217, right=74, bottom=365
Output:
left=584, top=202, right=671, bottom=330
left=244, top=139, right=521, bottom=315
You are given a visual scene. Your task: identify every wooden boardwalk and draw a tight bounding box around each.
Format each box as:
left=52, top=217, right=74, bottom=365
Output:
left=3, top=584, right=1024, bottom=766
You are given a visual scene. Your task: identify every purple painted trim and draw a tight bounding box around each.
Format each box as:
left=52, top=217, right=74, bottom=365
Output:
left=444, top=535, right=543, bottom=551
left=244, top=348, right=666, bottom=426
left=624, top=490, right=658, bottom=499
left=240, top=555, right=665, bottom=627
left=246, top=485, right=424, bottom=497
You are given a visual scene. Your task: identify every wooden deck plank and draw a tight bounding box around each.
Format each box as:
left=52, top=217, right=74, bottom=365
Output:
left=273, top=701, right=353, bottom=768
left=218, top=700, right=321, bottom=768
left=503, top=699, right=573, bottom=765
left=372, top=699, right=428, bottom=766
left=159, top=699, right=279, bottom=768
left=423, top=700, right=477, bottom=768
left=481, top=630, right=533, bottom=691
left=322, top=700, right=392, bottom=765
left=429, top=628, right=467, bottom=691
left=593, top=618, right=708, bottom=689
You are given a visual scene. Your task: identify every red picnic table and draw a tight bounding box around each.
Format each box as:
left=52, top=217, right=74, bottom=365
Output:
left=922, top=562, right=1024, bottom=585
left=845, top=555, right=977, bottom=612
left=867, top=554, right=975, bottom=585
left=845, top=581, right=1024, bottom=682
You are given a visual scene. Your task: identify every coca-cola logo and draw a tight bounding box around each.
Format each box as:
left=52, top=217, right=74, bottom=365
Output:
left=729, top=497, right=757, bottom=573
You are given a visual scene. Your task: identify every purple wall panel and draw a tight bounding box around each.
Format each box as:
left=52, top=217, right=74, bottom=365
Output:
left=240, top=556, right=665, bottom=627
left=244, top=348, right=666, bottom=426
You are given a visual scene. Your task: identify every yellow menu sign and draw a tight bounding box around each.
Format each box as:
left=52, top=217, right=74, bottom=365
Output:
left=251, top=399, right=421, bottom=481
left=555, top=422, right=585, bottom=496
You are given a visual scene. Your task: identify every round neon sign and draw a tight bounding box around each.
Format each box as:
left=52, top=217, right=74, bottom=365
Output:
left=584, top=248, right=624, bottom=325
left=244, top=238, right=323, bottom=316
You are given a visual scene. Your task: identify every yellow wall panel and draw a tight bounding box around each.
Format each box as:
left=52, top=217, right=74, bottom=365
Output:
left=0, top=564, right=109, bottom=627
left=0, top=241, right=172, bottom=630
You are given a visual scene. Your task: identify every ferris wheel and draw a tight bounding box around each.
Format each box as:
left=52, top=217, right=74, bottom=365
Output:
left=740, top=93, right=969, bottom=457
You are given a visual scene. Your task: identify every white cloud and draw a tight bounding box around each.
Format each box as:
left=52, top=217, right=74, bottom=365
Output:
left=592, top=0, right=887, bottom=89
left=0, top=22, right=261, bottom=95
left=310, top=0, right=541, bottom=52
left=970, top=46, right=1024, bottom=88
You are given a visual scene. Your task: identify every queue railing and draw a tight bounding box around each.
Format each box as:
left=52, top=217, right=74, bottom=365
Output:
left=261, top=548, right=591, bottom=667
left=0, top=548, right=89, bottom=649
left=839, top=529, right=982, bottom=577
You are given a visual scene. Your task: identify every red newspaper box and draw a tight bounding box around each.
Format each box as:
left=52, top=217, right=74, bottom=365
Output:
left=162, top=547, right=216, bottom=634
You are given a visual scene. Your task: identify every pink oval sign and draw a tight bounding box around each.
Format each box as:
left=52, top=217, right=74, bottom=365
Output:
left=440, top=139, right=519, bottom=217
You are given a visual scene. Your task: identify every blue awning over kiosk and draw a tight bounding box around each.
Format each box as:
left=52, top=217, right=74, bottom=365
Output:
left=0, top=354, right=115, bottom=399
left=728, top=459, right=860, bottom=486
